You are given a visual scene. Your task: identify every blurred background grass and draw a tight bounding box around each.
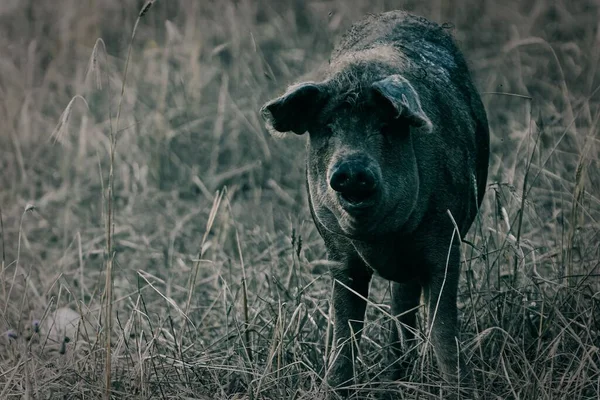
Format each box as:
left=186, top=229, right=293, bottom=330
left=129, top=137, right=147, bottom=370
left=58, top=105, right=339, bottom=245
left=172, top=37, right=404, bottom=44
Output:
left=0, top=0, right=598, bottom=398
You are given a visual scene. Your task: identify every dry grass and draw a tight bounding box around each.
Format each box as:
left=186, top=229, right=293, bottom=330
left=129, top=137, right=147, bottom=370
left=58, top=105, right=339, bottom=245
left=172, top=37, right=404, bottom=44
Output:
left=0, top=0, right=599, bottom=399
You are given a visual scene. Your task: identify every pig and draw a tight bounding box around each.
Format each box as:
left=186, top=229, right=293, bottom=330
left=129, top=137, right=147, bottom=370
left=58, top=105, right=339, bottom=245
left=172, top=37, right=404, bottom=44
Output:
left=260, top=10, right=489, bottom=395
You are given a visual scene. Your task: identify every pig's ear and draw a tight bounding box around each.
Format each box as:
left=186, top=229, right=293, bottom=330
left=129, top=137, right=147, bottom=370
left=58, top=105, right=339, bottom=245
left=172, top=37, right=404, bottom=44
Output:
left=372, top=75, right=433, bottom=133
left=260, top=82, right=328, bottom=136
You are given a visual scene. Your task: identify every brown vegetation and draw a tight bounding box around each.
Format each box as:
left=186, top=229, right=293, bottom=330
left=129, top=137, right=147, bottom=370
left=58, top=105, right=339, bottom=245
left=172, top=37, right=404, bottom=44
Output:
left=0, top=0, right=598, bottom=398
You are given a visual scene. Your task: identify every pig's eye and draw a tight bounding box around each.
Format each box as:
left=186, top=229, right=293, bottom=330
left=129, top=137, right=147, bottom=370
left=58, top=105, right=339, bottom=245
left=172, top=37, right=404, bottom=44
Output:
left=380, top=123, right=394, bottom=137
left=321, top=124, right=334, bottom=136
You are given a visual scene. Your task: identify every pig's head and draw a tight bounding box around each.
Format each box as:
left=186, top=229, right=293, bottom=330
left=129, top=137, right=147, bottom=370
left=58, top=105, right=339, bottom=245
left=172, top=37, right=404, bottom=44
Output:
left=261, top=74, right=433, bottom=239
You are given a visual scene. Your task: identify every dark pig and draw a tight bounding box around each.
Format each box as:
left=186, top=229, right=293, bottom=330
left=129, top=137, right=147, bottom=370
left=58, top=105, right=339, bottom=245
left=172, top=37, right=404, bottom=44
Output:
left=260, top=10, right=489, bottom=394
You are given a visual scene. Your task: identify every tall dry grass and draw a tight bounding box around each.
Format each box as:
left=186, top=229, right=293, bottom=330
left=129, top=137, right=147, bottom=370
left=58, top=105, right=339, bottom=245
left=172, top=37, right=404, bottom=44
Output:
left=0, top=0, right=598, bottom=398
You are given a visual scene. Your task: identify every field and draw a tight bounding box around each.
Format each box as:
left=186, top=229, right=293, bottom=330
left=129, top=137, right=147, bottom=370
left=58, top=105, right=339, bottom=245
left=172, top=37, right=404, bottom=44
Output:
left=1, top=0, right=599, bottom=398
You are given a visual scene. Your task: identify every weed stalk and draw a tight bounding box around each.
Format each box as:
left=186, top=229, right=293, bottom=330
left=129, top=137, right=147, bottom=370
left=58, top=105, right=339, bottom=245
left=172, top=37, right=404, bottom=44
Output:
left=104, top=2, right=155, bottom=398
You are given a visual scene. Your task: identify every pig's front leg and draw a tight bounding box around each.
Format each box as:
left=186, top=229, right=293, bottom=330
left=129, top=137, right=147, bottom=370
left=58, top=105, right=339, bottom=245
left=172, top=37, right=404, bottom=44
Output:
left=424, top=239, right=473, bottom=398
left=327, top=258, right=372, bottom=395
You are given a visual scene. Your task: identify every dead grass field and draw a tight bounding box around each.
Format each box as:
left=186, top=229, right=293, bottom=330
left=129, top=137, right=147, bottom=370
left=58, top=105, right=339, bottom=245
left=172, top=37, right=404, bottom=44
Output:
left=0, top=0, right=599, bottom=398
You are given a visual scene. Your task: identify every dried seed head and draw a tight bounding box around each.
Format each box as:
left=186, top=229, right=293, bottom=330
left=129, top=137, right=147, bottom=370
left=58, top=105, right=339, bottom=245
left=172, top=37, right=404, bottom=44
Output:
left=50, top=95, right=89, bottom=147
left=139, top=0, right=154, bottom=17
left=25, top=203, right=36, bottom=213
left=501, top=206, right=510, bottom=232
left=85, top=38, right=107, bottom=90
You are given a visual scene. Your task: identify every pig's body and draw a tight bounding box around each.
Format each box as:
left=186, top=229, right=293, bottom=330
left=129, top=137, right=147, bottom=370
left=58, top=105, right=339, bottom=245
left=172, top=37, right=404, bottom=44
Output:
left=261, top=10, right=489, bottom=396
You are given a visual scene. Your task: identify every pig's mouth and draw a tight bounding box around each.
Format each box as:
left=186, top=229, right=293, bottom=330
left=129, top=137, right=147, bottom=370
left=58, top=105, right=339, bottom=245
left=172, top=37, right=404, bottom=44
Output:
left=338, top=189, right=378, bottom=212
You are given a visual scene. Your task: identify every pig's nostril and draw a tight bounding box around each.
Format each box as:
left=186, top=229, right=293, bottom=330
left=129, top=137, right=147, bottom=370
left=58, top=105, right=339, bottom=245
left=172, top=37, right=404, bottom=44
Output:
left=355, top=170, right=376, bottom=190
left=330, top=170, right=350, bottom=192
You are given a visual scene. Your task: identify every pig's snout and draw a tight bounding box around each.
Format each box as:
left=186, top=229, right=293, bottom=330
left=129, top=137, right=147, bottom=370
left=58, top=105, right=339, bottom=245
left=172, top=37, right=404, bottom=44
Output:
left=330, top=163, right=376, bottom=193
left=329, top=156, right=380, bottom=208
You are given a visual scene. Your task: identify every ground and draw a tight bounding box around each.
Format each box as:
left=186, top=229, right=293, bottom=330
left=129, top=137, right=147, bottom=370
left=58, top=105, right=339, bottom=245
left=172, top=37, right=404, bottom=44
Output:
left=0, top=0, right=599, bottom=399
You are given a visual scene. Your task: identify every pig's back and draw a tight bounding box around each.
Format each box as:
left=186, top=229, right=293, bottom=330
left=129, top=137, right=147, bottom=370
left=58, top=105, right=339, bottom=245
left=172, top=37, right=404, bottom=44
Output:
left=331, top=11, right=454, bottom=64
